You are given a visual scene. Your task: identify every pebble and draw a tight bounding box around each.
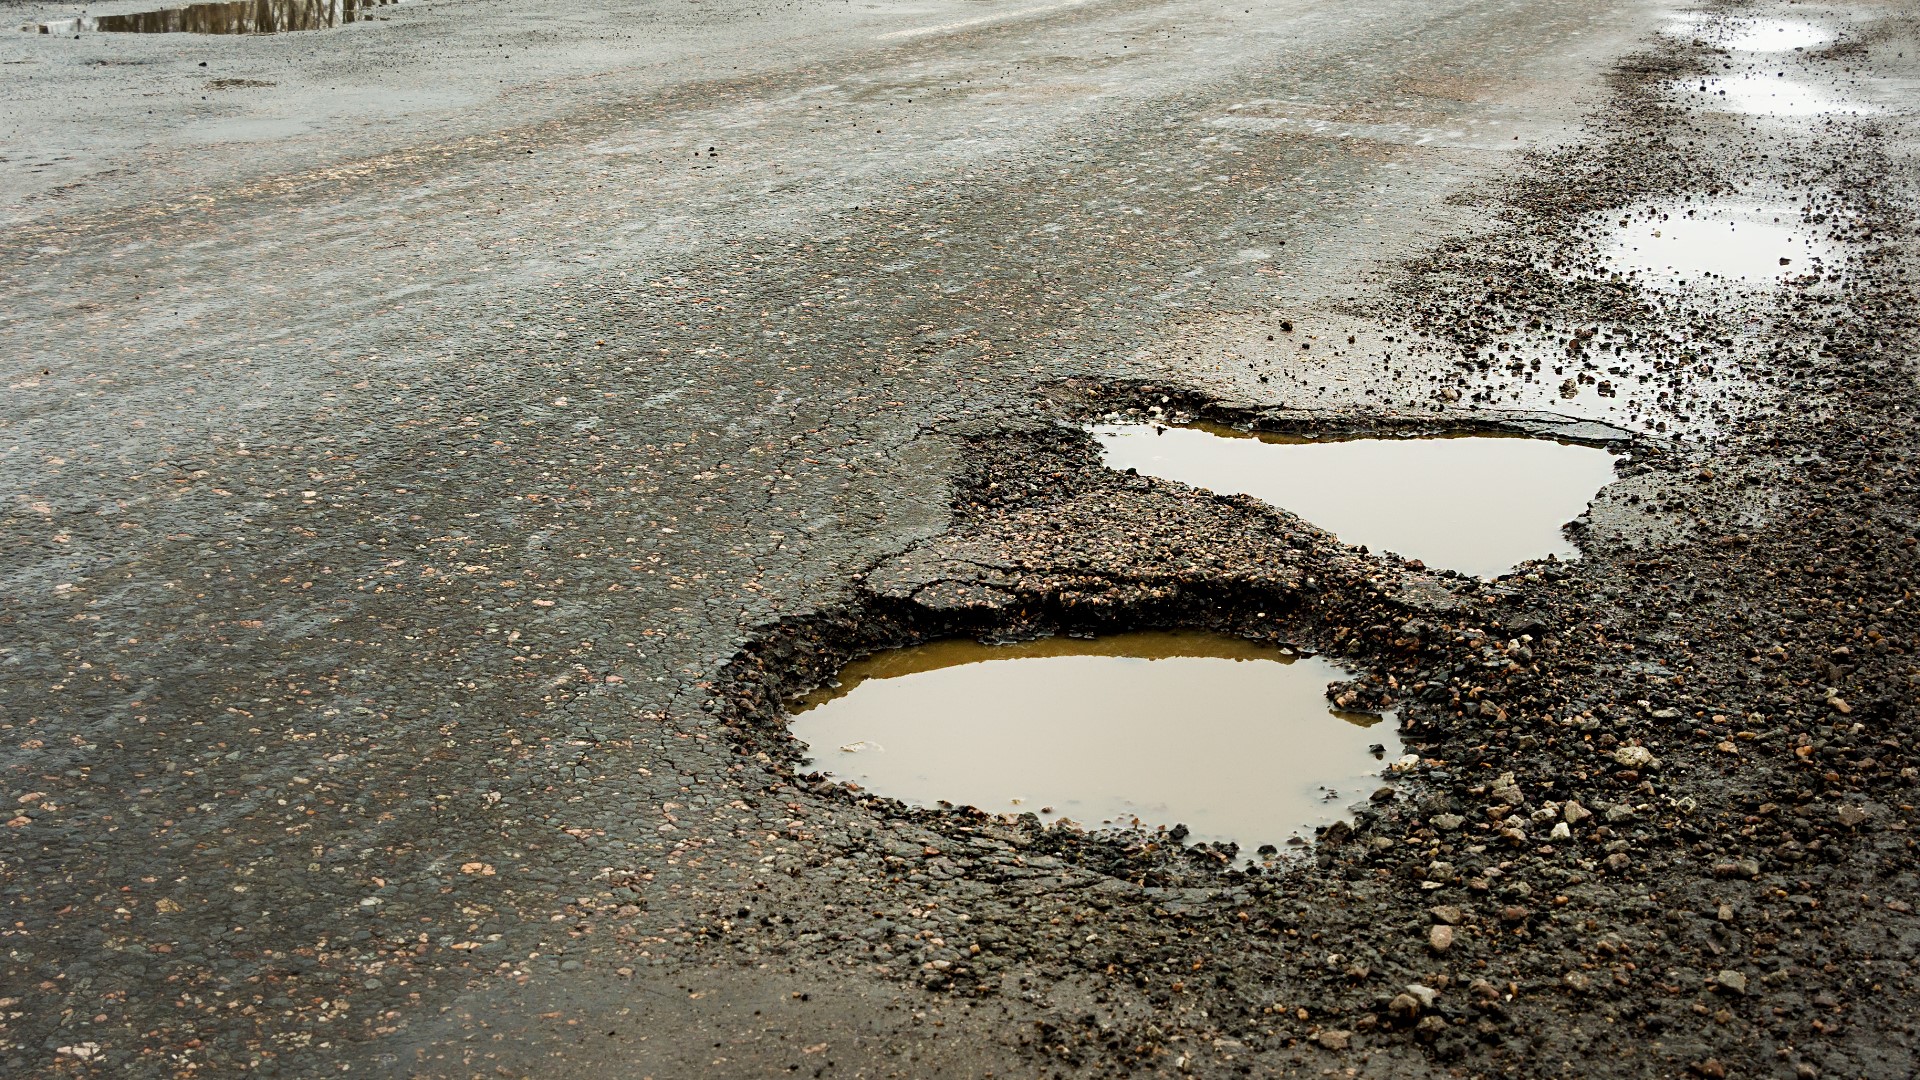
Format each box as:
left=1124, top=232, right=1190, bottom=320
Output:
left=1491, top=772, right=1525, bottom=806
left=1611, top=745, right=1655, bottom=768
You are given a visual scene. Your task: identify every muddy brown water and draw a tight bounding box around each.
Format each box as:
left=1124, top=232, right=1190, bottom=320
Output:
left=788, top=631, right=1397, bottom=854
left=27, top=0, right=397, bottom=35
left=1092, top=423, right=1618, bottom=578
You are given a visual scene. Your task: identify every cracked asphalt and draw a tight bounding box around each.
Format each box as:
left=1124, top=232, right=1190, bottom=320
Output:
left=4, top=0, right=1920, bottom=1076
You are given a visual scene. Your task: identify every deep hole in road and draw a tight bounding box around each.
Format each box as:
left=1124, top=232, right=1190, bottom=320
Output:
left=786, top=630, right=1397, bottom=859
left=1091, top=421, right=1619, bottom=579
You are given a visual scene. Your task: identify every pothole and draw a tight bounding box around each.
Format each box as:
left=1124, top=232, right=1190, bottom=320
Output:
left=24, top=0, right=398, bottom=35
left=787, top=631, right=1395, bottom=856
left=1091, top=422, right=1618, bottom=578
left=1603, top=202, right=1841, bottom=287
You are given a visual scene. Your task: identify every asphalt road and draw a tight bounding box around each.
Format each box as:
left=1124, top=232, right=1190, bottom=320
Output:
left=4, top=0, right=1919, bottom=1077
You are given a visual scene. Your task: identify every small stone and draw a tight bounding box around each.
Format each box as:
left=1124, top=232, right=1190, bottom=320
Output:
left=1693, top=1059, right=1727, bottom=1079
left=1430, top=905, right=1464, bottom=925
left=1429, top=924, right=1454, bottom=953
left=1491, top=772, right=1524, bottom=806
left=1837, top=804, right=1869, bottom=827
left=1388, top=993, right=1421, bottom=1020
left=1432, top=813, right=1465, bottom=831
left=1405, top=983, right=1438, bottom=1008
left=1314, top=1029, right=1351, bottom=1050
left=1714, top=969, right=1748, bottom=995
left=1549, top=822, right=1571, bottom=841
left=1563, top=800, right=1592, bottom=825
left=1562, top=971, right=1592, bottom=992
left=1612, top=745, right=1655, bottom=768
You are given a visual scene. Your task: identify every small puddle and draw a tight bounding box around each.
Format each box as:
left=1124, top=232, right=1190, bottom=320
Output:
left=1604, top=203, right=1838, bottom=286
left=1668, top=15, right=1834, bottom=52
left=789, top=631, right=1395, bottom=853
left=1720, top=19, right=1833, bottom=52
left=1673, top=74, right=1865, bottom=117
left=26, top=0, right=396, bottom=35
left=1092, top=423, right=1617, bottom=578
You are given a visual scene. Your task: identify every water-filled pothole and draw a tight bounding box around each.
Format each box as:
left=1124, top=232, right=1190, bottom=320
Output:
left=1092, top=423, right=1618, bottom=578
left=788, top=631, right=1394, bottom=854
left=1603, top=203, right=1839, bottom=286
left=25, top=0, right=396, bottom=35
left=1667, top=15, right=1834, bottom=53
left=1671, top=74, right=1865, bottom=117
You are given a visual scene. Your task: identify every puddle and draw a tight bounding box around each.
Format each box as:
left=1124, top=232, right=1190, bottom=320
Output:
left=1092, top=423, right=1617, bottom=577
left=1604, top=202, right=1838, bottom=286
left=26, top=0, right=396, bottom=34
left=789, top=631, right=1395, bottom=853
left=1720, top=19, right=1833, bottom=52
left=1668, top=15, right=1834, bottom=52
left=1672, top=74, right=1865, bottom=117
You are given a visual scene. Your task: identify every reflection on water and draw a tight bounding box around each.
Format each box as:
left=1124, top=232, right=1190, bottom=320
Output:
left=1093, top=423, right=1618, bottom=578
left=1605, top=202, right=1837, bottom=285
left=1720, top=18, right=1833, bottom=52
left=1667, top=15, right=1834, bottom=53
left=1674, top=75, right=1865, bottom=117
left=789, top=631, right=1394, bottom=853
left=29, top=0, right=396, bottom=34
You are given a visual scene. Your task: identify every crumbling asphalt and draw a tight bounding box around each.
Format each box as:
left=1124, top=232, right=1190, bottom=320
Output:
left=3, top=0, right=1919, bottom=1076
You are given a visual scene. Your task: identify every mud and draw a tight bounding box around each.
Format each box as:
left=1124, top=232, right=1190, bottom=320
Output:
left=3, top=0, right=1919, bottom=1078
